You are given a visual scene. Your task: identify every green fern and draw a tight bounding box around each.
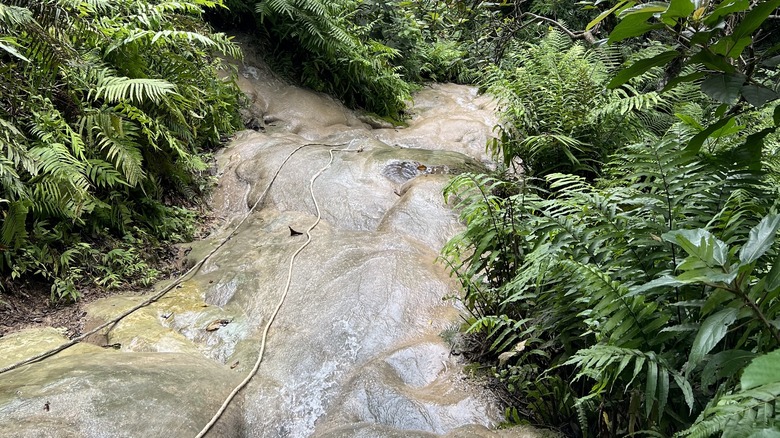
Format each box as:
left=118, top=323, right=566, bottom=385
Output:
left=0, top=0, right=241, bottom=300
left=254, top=0, right=410, bottom=118
left=91, top=76, right=177, bottom=104
left=444, top=129, right=778, bottom=434
left=681, top=349, right=780, bottom=437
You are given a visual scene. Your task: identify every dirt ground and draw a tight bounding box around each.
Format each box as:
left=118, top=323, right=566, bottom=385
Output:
left=0, top=214, right=220, bottom=340
left=0, top=281, right=126, bottom=338
left=0, top=251, right=185, bottom=339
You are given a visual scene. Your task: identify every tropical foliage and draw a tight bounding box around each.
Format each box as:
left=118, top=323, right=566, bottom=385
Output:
left=3, top=0, right=780, bottom=435
left=0, top=0, right=242, bottom=300
left=445, top=130, right=780, bottom=435
left=483, top=30, right=704, bottom=176
left=439, top=0, right=780, bottom=436
left=211, top=0, right=475, bottom=119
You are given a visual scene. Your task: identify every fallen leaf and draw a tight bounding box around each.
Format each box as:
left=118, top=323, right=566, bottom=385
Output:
left=498, top=351, right=518, bottom=367
left=206, top=319, right=231, bottom=331
left=230, top=361, right=240, bottom=369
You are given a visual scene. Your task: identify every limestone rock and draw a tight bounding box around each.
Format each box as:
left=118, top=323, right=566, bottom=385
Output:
left=0, top=45, right=552, bottom=438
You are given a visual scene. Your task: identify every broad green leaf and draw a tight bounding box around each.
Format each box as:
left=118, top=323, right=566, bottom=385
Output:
left=662, top=0, right=695, bottom=20
left=690, top=27, right=723, bottom=45
left=608, top=50, right=680, bottom=89
left=608, top=12, right=664, bottom=43
left=718, top=128, right=766, bottom=171
left=715, top=103, right=729, bottom=118
left=703, top=0, right=750, bottom=26
left=766, top=253, right=780, bottom=292
left=587, top=0, right=633, bottom=30
left=629, top=276, right=685, bottom=295
left=688, top=49, right=736, bottom=73
left=685, top=116, right=734, bottom=153
left=702, top=288, right=733, bottom=316
left=702, top=349, right=757, bottom=387
left=701, top=73, right=746, bottom=104
left=739, top=214, right=780, bottom=265
left=741, top=348, right=780, bottom=390
left=731, top=0, right=780, bottom=40
left=663, top=229, right=729, bottom=267
left=741, top=84, right=779, bottom=108
left=646, top=362, right=658, bottom=417
left=688, top=307, right=739, bottom=370
left=711, top=35, right=753, bottom=58
left=676, top=269, right=736, bottom=285
left=619, top=2, right=669, bottom=17
left=708, top=117, right=743, bottom=138
left=675, top=113, right=704, bottom=130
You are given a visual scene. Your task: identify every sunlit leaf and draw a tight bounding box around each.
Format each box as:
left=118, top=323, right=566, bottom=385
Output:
left=688, top=307, right=739, bottom=372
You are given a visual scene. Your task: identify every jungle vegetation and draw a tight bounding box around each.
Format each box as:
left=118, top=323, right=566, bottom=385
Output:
left=2, top=0, right=780, bottom=436
left=0, top=0, right=243, bottom=300
left=436, top=1, right=780, bottom=437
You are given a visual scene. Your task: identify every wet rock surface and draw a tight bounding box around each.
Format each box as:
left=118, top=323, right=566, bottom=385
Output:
left=0, top=48, right=552, bottom=437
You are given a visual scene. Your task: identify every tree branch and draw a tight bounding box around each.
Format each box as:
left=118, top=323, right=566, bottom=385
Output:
left=518, top=12, right=597, bottom=44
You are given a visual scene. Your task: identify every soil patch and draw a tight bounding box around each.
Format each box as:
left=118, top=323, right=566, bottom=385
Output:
left=0, top=254, right=177, bottom=339
left=0, top=280, right=128, bottom=339
left=0, top=212, right=222, bottom=340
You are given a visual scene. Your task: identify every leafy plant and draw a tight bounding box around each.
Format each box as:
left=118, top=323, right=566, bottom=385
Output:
left=0, top=0, right=242, bottom=300
left=589, top=0, right=780, bottom=156
left=443, top=130, right=780, bottom=435
left=483, top=30, right=702, bottom=177
left=254, top=0, right=412, bottom=119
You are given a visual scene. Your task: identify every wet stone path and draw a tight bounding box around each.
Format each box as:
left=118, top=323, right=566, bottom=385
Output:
left=0, top=48, right=547, bottom=438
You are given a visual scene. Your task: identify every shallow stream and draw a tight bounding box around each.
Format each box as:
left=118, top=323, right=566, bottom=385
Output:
left=0, top=47, right=548, bottom=438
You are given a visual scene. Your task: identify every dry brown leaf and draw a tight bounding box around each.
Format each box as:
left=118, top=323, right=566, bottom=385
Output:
left=205, top=319, right=231, bottom=331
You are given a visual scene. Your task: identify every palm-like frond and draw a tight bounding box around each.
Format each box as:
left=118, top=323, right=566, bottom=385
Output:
left=91, top=76, right=177, bottom=104
left=0, top=0, right=242, bottom=299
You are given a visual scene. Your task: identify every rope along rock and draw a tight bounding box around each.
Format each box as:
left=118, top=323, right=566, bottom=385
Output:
left=195, top=143, right=359, bottom=437
left=0, top=141, right=355, bottom=376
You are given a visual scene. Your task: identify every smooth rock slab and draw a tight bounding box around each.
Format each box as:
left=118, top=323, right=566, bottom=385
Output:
left=0, top=350, right=242, bottom=437
left=0, top=47, right=549, bottom=438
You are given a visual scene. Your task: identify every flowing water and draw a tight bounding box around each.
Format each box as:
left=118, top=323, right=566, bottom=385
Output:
left=0, top=46, right=551, bottom=438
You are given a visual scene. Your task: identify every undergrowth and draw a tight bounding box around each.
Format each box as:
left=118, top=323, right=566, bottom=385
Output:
left=443, top=126, right=780, bottom=435
left=0, top=0, right=242, bottom=301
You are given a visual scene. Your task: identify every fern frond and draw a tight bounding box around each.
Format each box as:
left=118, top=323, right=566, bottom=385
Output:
left=680, top=383, right=780, bottom=438
left=1, top=200, right=29, bottom=247
left=567, top=345, right=694, bottom=420
left=96, top=132, right=145, bottom=187
left=85, top=159, right=129, bottom=188
left=91, top=76, right=177, bottom=104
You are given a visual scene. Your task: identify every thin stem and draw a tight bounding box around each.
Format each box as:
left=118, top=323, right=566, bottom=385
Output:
left=736, top=288, right=780, bottom=346
left=720, top=282, right=780, bottom=347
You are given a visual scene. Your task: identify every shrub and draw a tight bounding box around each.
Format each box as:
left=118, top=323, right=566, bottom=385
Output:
left=0, top=0, right=242, bottom=300
left=443, top=130, right=780, bottom=435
